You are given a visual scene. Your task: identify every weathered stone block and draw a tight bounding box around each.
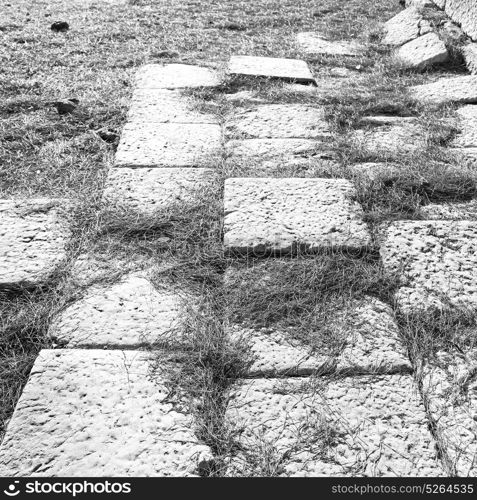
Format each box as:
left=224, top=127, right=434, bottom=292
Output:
left=227, top=56, right=316, bottom=84
left=463, top=43, right=477, bottom=74
left=410, top=76, right=477, bottom=104
left=135, top=64, right=220, bottom=89
left=49, top=273, right=184, bottom=348
left=296, top=32, right=362, bottom=56
left=380, top=221, right=477, bottom=311
left=115, top=123, right=222, bottom=168
left=445, top=0, right=477, bottom=41
left=223, top=178, right=371, bottom=254
left=0, top=349, right=213, bottom=476
left=396, top=32, right=449, bottom=69
left=0, top=199, right=69, bottom=289
left=103, top=167, right=214, bottom=215
left=225, top=375, right=442, bottom=476
left=226, top=104, right=330, bottom=139
left=128, top=89, right=218, bottom=124
left=383, top=8, right=422, bottom=46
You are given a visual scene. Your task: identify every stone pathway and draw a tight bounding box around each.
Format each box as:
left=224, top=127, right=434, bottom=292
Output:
left=2, top=0, right=477, bottom=478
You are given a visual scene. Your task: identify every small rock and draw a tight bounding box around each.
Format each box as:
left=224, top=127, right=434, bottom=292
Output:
left=419, top=19, right=433, bottom=36
left=51, top=98, right=78, bottom=115
left=50, top=21, right=69, bottom=32
left=396, top=32, right=449, bottom=69
left=153, top=50, right=180, bottom=59
left=217, top=22, right=246, bottom=31
left=95, top=127, right=119, bottom=145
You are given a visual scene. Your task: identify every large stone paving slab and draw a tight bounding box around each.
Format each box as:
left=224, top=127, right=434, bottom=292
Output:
left=296, top=32, right=362, bottom=56
left=223, top=178, right=371, bottom=254
left=135, top=63, right=220, bottom=89
left=383, top=7, right=422, bottom=46
left=226, top=105, right=330, bottom=139
left=0, top=199, right=69, bottom=289
left=227, top=297, right=411, bottom=377
left=224, top=375, right=442, bottom=476
left=422, top=348, right=477, bottom=477
left=396, top=32, right=449, bottom=69
left=49, top=273, right=183, bottom=348
left=227, top=56, right=316, bottom=84
left=454, top=105, right=477, bottom=148
left=103, top=167, right=214, bottom=215
left=410, top=76, right=477, bottom=105
left=420, top=200, right=477, bottom=220
left=115, top=123, right=222, bottom=168
left=0, top=349, right=213, bottom=476
left=127, top=89, right=218, bottom=124
left=380, top=221, right=477, bottom=311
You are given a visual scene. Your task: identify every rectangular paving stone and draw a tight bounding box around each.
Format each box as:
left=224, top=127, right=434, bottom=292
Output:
left=422, top=348, right=477, bottom=477
left=226, top=104, right=330, bottom=139
left=380, top=221, right=477, bottom=311
left=297, top=32, right=362, bottom=56
left=135, top=63, right=220, bottom=89
left=127, top=88, right=218, bottom=124
left=410, top=76, right=477, bottom=105
left=227, top=56, right=316, bottom=84
left=223, top=178, right=371, bottom=254
left=0, top=349, right=213, bottom=476
left=115, top=122, right=222, bottom=168
left=420, top=200, right=477, bottom=220
left=49, top=272, right=184, bottom=348
left=0, top=199, right=69, bottom=289
left=227, top=296, right=411, bottom=378
left=224, top=375, right=443, bottom=476
left=103, top=167, right=214, bottom=215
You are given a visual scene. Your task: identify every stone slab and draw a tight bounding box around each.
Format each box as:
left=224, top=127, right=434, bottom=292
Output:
left=410, top=76, right=477, bottom=105
left=223, top=178, right=371, bottom=254
left=380, top=221, right=477, bottom=311
left=103, top=167, right=214, bottom=215
left=454, top=105, right=477, bottom=148
left=225, top=139, right=337, bottom=173
left=383, top=7, right=422, bottom=47
left=420, top=200, right=477, bottom=219
left=127, top=89, right=218, bottom=124
left=226, top=104, right=330, bottom=139
left=396, top=32, right=449, bottom=69
left=352, top=123, right=426, bottom=155
left=0, top=199, right=69, bottom=289
left=296, top=32, right=362, bottom=56
left=49, top=273, right=183, bottom=348
left=445, top=0, right=477, bottom=41
left=227, top=56, right=316, bottom=85
left=134, top=64, right=220, bottom=89
left=225, top=375, right=442, bottom=476
left=115, top=123, right=222, bottom=168
left=227, top=297, right=411, bottom=377
left=422, top=348, right=477, bottom=477
left=463, top=43, right=477, bottom=74
left=0, top=349, right=213, bottom=476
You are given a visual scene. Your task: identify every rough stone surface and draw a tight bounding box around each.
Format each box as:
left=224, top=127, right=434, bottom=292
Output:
left=454, top=105, right=477, bottom=148
left=135, top=63, right=220, bottom=89
left=463, top=43, right=477, bottom=74
left=420, top=200, right=477, bottom=219
left=226, top=105, right=330, bottom=140
left=445, top=0, right=477, bottom=41
left=396, top=32, right=449, bottom=69
left=422, top=348, right=477, bottom=477
left=103, top=167, right=213, bottom=214
left=352, top=123, right=425, bottom=155
left=227, top=56, right=316, bottom=84
left=380, top=221, right=477, bottom=311
left=223, top=178, right=371, bottom=253
left=406, top=0, right=434, bottom=7
left=225, top=375, right=442, bottom=476
left=228, top=298, right=411, bottom=377
left=0, top=199, right=69, bottom=289
left=127, top=89, right=218, bottom=124
left=383, top=7, right=422, bottom=47
left=115, top=123, right=222, bottom=168
left=410, top=76, right=477, bottom=104
left=0, top=349, right=213, bottom=476
left=225, top=139, right=337, bottom=173
left=296, top=32, right=362, bottom=56
left=49, top=273, right=183, bottom=348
